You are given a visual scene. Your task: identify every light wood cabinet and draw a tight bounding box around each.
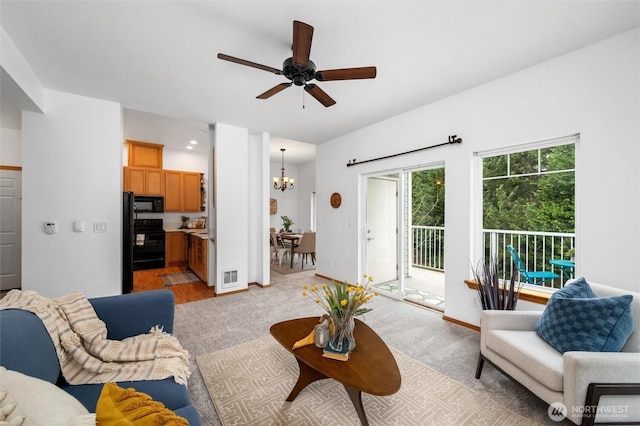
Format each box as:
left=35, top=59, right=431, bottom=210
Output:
left=127, top=140, right=163, bottom=169
left=164, top=171, right=183, bottom=211
left=123, top=167, right=164, bottom=195
left=183, top=172, right=202, bottom=211
left=189, top=235, right=208, bottom=283
left=166, top=231, right=187, bottom=267
left=164, top=170, right=203, bottom=212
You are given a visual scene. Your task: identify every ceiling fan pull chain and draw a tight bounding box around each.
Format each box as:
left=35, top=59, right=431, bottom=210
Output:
left=302, top=88, right=306, bottom=109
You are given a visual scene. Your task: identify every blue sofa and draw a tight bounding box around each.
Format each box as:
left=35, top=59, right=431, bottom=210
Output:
left=0, top=289, right=201, bottom=425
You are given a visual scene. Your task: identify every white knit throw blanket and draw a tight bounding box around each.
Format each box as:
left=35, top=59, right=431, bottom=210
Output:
left=0, top=290, right=190, bottom=386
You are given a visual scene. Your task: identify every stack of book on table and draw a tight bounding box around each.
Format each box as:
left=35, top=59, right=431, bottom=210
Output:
left=322, top=342, right=351, bottom=361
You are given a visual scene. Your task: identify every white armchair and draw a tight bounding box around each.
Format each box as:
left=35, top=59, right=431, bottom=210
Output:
left=475, top=280, right=640, bottom=425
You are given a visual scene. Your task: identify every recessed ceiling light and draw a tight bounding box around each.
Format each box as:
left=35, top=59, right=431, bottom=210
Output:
left=186, top=145, right=193, bottom=150
left=190, top=140, right=198, bottom=145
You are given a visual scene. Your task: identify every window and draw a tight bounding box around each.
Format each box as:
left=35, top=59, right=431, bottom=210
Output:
left=479, top=136, right=577, bottom=288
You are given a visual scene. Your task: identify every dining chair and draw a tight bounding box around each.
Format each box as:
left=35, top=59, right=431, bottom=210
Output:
left=293, top=232, right=316, bottom=270
left=270, top=232, right=288, bottom=266
left=506, top=245, right=559, bottom=285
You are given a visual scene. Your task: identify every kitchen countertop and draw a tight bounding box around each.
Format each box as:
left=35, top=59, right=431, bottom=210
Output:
left=166, top=227, right=208, bottom=236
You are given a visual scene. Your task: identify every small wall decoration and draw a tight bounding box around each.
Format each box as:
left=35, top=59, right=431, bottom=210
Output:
left=330, top=192, right=342, bottom=208
left=270, top=198, right=277, bottom=215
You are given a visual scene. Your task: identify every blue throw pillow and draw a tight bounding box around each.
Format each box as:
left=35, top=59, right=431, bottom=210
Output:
left=553, top=277, right=597, bottom=299
left=536, top=278, right=634, bottom=353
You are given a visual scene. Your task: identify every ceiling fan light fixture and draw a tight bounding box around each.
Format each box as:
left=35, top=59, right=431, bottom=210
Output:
left=217, top=20, right=377, bottom=107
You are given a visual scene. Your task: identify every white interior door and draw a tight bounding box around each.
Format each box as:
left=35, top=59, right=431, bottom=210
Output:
left=366, top=176, right=398, bottom=284
left=0, top=169, right=22, bottom=290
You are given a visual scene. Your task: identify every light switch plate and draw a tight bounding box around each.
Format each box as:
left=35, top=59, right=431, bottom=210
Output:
left=93, top=222, right=108, bottom=233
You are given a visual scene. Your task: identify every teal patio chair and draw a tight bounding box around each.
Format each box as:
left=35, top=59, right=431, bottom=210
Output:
left=506, top=245, right=559, bottom=285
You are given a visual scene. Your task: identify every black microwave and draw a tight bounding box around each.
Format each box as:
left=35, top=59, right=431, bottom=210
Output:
left=134, top=195, right=164, bottom=213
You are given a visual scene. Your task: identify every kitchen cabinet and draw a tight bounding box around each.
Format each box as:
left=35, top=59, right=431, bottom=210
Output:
left=189, top=234, right=208, bottom=283
left=127, top=140, right=163, bottom=169
left=183, top=172, right=202, bottom=211
left=164, top=170, right=203, bottom=212
left=123, top=167, right=164, bottom=195
left=165, top=231, right=187, bottom=266
left=164, top=171, right=183, bottom=211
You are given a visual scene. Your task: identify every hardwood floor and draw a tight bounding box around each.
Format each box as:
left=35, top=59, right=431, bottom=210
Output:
left=133, top=266, right=215, bottom=304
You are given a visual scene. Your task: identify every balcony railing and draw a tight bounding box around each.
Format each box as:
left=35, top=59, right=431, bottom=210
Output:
left=411, top=226, right=575, bottom=289
left=412, top=225, right=445, bottom=271
left=483, top=229, right=575, bottom=289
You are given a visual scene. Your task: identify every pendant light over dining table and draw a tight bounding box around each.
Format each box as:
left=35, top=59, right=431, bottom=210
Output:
left=273, top=148, right=294, bottom=191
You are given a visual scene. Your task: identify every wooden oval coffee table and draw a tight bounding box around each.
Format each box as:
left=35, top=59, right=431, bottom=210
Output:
left=270, top=317, right=401, bottom=426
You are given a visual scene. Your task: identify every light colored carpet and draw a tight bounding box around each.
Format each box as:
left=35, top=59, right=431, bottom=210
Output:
left=197, top=335, right=541, bottom=426
left=159, top=271, right=200, bottom=286
left=174, top=270, right=559, bottom=425
left=270, top=261, right=316, bottom=275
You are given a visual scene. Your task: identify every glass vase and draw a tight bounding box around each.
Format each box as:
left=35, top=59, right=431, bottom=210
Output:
left=327, top=314, right=356, bottom=353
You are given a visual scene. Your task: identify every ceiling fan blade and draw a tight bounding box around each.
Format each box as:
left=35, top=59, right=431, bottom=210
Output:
left=292, top=21, right=313, bottom=67
left=257, top=83, right=292, bottom=99
left=315, top=66, right=377, bottom=81
left=217, top=53, right=282, bottom=74
left=304, top=84, right=336, bottom=107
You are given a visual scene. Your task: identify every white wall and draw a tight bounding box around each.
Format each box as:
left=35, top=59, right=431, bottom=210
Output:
left=0, top=128, right=21, bottom=166
left=295, top=159, right=316, bottom=232
left=213, top=123, right=249, bottom=294
left=315, top=28, right=640, bottom=327
left=0, top=26, right=44, bottom=113
left=22, top=90, right=123, bottom=298
left=247, top=133, right=270, bottom=285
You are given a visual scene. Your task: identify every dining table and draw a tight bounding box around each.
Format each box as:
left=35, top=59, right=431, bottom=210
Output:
left=279, top=233, right=303, bottom=268
left=549, top=258, right=575, bottom=279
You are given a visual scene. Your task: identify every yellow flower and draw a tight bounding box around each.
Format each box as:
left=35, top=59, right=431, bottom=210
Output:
left=311, top=285, right=318, bottom=292
left=302, top=291, right=307, bottom=297
left=368, top=276, right=374, bottom=282
left=315, top=298, right=321, bottom=303
left=321, top=284, right=327, bottom=289
left=303, top=284, right=309, bottom=289
left=340, top=299, right=348, bottom=307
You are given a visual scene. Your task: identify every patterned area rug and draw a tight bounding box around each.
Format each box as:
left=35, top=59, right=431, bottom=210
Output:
left=196, top=335, right=540, bottom=426
left=158, top=271, right=200, bottom=286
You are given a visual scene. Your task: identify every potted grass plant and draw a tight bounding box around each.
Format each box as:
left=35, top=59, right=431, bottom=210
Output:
left=472, top=257, right=523, bottom=310
left=281, top=215, right=294, bottom=233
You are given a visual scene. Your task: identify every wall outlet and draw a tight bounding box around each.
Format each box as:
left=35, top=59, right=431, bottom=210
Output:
left=93, top=222, right=108, bottom=233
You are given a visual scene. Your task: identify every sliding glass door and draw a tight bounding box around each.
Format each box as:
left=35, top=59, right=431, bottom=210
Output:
left=364, top=165, right=446, bottom=309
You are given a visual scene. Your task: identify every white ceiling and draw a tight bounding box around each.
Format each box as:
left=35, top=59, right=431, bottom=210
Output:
left=1, top=1, right=638, bottom=161
left=122, top=108, right=316, bottom=164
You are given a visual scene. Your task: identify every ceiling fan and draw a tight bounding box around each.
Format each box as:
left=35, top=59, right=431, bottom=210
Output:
left=217, top=20, right=377, bottom=107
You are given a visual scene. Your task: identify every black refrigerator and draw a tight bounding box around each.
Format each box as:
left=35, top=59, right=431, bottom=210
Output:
left=122, top=191, right=135, bottom=294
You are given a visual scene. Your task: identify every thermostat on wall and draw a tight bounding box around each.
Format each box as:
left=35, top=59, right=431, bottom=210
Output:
left=44, top=222, right=57, bottom=234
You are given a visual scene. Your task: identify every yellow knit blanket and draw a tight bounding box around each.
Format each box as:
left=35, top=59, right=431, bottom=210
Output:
left=0, top=290, right=190, bottom=386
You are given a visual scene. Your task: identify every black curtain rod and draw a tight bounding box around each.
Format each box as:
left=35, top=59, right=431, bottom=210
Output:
left=346, top=135, right=462, bottom=167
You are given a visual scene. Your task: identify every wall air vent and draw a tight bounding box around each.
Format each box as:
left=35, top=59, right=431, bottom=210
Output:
left=222, top=269, right=238, bottom=289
